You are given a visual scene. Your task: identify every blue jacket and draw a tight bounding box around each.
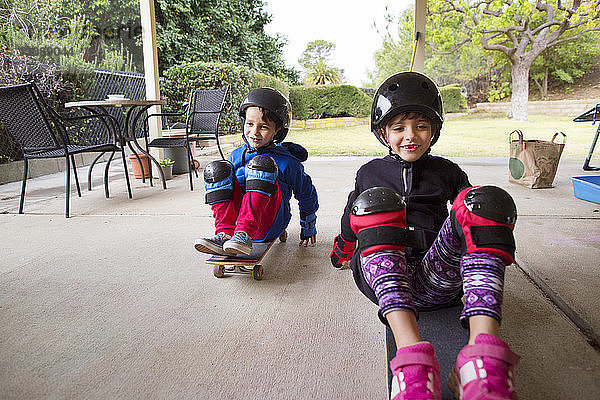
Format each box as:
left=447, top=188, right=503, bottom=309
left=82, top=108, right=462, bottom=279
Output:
left=228, top=142, right=319, bottom=242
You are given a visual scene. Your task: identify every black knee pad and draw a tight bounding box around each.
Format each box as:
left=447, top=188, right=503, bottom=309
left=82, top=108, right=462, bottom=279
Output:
left=351, top=186, right=406, bottom=216
left=450, top=185, right=517, bottom=264
left=245, top=155, right=278, bottom=196
left=203, top=160, right=234, bottom=204
left=349, top=187, right=418, bottom=256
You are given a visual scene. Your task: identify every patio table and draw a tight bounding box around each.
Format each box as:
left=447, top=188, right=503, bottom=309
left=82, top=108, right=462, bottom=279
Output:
left=65, top=98, right=166, bottom=197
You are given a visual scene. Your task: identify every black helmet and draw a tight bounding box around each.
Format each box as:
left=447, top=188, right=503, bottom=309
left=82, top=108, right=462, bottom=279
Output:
left=371, top=71, right=444, bottom=147
left=239, top=87, right=292, bottom=143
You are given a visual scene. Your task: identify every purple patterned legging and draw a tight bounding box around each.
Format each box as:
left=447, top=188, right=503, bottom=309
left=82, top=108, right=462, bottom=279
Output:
left=360, top=217, right=506, bottom=327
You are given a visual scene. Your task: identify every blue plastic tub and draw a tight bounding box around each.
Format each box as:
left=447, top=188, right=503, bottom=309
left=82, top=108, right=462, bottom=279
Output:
left=571, top=176, right=600, bottom=204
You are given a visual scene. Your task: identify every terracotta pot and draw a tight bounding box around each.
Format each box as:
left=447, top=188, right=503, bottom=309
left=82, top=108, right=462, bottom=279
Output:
left=128, top=153, right=150, bottom=179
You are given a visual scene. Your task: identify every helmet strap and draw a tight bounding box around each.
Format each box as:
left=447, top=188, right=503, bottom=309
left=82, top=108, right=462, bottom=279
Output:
left=246, top=140, right=275, bottom=154
left=389, top=151, right=409, bottom=165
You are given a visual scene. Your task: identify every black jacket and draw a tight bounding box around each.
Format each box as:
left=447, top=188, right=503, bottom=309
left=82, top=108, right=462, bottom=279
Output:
left=341, top=153, right=470, bottom=265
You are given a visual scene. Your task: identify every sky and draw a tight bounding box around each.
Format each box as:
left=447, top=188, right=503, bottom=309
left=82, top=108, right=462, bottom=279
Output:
left=263, top=0, right=412, bottom=86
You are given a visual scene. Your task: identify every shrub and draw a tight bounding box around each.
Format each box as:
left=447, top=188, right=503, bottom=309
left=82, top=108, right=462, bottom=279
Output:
left=0, top=45, right=80, bottom=163
left=0, top=45, right=78, bottom=107
left=289, top=85, right=372, bottom=120
left=162, top=61, right=289, bottom=134
left=439, top=84, right=467, bottom=113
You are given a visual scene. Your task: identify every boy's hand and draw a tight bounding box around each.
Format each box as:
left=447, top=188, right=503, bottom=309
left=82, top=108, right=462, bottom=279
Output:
left=299, top=212, right=317, bottom=245
left=299, top=235, right=316, bottom=247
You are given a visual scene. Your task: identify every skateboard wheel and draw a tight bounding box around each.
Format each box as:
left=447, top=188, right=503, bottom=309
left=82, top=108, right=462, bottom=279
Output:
left=213, top=265, right=225, bottom=278
left=279, top=231, right=288, bottom=242
left=252, top=264, right=263, bottom=280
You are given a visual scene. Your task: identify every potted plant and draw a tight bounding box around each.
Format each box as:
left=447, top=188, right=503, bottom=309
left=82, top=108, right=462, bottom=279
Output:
left=159, top=158, right=175, bottom=180
left=129, top=153, right=150, bottom=179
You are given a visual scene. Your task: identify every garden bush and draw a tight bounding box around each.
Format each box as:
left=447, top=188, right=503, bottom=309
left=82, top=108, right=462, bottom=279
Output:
left=440, top=84, right=467, bottom=113
left=289, top=85, right=372, bottom=120
left=162, top=61, right=289, bottom=134
left=0, top=45, right=82, bottom=163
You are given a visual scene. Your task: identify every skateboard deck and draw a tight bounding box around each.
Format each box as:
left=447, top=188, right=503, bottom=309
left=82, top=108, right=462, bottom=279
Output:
left=386, top=303, right=468, bottom=400
left=205, top=231, right=287, bottom=280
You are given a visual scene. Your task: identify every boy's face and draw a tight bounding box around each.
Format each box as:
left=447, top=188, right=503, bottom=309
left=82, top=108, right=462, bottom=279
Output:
left=244, top=106, right=277, bottom=149
left=382, top=113, right=433, bottom=162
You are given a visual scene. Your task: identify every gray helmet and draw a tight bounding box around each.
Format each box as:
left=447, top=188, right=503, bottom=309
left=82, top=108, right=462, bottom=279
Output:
left=371, top=71, right=444, bottom=147
left=239, top=87, right=292, bottom=143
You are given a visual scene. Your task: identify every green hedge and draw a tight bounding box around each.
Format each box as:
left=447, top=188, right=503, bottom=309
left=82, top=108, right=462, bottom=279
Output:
left=440, top=84, right=466, bottom=113
left=163, top=61, right=289, bottom=134
left=289, top=85, right=372, bottom=120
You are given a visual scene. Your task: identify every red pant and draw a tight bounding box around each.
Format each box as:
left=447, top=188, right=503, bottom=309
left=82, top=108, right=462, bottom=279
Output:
left=211, top=179, right=282, bottom=240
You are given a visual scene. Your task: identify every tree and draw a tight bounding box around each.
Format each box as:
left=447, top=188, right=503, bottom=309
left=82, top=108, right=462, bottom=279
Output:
left=298, top=39, right=335, bottom=68
left=0, top=0, right=135, bottom=75
left=530, top=31, right=599, bottom=98
left=304, top=59, right=342, bottom=85
left=298, top=39, right=343, bottom=85
left=369, top=5, right=501, bottom=97
left=428, top=0, right=600, bottom=121
left=155, top=0, right=295, bottom=81
left=49, top=0, right=140, bottom=67
left=369, top=7, right=414, bottom=85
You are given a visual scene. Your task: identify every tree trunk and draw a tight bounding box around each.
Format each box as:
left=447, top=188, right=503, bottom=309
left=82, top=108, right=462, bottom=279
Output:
left=510, top=63, right=530, bottom=121
left=543, top=67, right=548, bottom=98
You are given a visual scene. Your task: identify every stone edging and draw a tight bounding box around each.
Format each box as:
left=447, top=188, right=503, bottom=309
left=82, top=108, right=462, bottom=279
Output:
left=291, top=117, right=369, bottom=130
left=475, top=99, right=599, bottom=116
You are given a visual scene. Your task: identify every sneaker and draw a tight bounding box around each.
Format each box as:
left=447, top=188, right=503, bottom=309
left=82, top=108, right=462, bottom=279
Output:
left=194, top=232, right=231, bottom=255
left=223, top=231, right=253, bottom=255
left=390, top=342, right=441, bottom=400
left=449, top=334, right=520, bottom=400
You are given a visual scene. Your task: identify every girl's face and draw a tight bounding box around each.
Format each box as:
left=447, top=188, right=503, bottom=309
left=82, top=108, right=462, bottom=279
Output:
left=244, top=106, right=277, bottom=149
left=382, top=113, right=434, bottom=162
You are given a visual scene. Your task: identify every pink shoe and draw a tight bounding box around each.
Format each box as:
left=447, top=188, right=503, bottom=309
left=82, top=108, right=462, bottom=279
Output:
left=389, top=342, right=441, bottom=400
left=449, top=334, right=520, bottom=400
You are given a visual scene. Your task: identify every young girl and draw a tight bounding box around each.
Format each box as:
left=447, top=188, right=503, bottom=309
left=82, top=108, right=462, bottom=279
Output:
left=330, top=72, right=520, bottom=400
left=195, top=87, right=318, bottom=256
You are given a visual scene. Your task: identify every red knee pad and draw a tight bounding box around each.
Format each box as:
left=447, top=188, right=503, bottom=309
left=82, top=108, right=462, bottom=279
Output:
left=349, top=187, right=421, bottom=257
left=450, top=186, right=517, bottom=264
left=350, top=210, right=407, bottom=257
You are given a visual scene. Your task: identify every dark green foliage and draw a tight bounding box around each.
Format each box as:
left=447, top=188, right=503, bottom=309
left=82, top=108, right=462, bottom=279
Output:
left=50, top=0, right=141, bottom=69
left=163, top=61, right=288, bottom=134
left=289, top=85, right=371, bottom=120
left=155, top=0, right=296, bottom=82
left=439, top=84, right=466, bottom=113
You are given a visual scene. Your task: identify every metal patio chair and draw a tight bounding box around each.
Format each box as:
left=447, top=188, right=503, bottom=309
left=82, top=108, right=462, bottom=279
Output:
left=0, top=82, right=129, bottom=217
left=143, top=86, right=228, bottom=191
left=85, top=69, right=149, bottom=188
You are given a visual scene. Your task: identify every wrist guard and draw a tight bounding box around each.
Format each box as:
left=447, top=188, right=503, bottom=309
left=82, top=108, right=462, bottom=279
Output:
left=330, top=234, right=356, bottom=269
left=300, top=212, right=317, bottom=240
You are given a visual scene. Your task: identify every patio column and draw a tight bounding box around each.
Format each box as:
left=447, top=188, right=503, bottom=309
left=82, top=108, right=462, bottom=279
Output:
left=413, top=0, right=426, bottom=73
left=139, top=0, right=162, bottom=149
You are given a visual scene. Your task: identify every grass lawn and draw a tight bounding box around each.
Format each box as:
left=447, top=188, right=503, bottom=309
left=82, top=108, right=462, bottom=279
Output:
left=286, top=113, right=596, bottom=158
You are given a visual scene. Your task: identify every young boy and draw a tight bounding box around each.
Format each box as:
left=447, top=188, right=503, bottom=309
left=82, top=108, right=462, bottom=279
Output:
left=331, top=72, right=520, bottom=400
left=195, top=87, right=318, bottom=256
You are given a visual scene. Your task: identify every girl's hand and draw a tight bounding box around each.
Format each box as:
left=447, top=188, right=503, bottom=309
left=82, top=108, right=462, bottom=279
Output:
left=299, top=235, right=316, bottom=247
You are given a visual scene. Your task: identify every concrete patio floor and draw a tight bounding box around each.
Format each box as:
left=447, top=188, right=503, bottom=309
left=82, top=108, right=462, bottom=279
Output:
left=0, top=155, right=599, bottom=399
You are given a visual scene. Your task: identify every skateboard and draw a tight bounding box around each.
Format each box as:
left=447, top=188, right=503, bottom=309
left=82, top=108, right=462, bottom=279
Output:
left=205, top=231, right=287, bottom=280
left=386, top=303, right=468, bottom=400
